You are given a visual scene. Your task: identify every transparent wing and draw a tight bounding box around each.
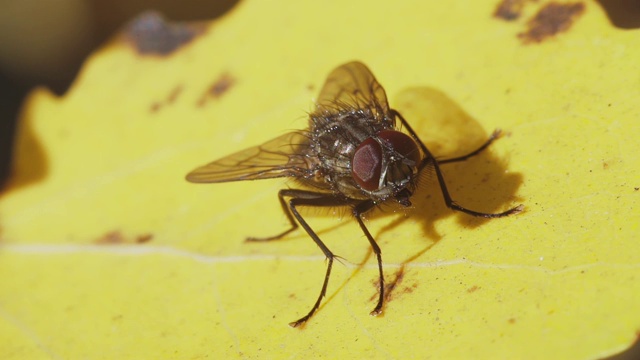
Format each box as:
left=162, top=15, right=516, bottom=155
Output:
left=186, top=132, right=312, bottom=183
left=315, top=61, right=390, bottom=115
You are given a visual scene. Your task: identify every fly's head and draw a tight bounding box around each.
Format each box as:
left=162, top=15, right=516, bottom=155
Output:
left=351, top=129, right=423, bottom=206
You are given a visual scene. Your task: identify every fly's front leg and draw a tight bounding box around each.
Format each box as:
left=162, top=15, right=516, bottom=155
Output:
left=438, top=129, right=502, bottom=164
left=353, top=200, right=385, bottom=316
left=391, top=109, right=523, bottom=218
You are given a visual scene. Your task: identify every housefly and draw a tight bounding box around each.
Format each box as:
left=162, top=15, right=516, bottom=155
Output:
left=187, top=61, right=523, bottom=327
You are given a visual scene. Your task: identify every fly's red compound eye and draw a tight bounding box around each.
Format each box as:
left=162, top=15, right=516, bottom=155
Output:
left=352, top=137, right=383, bottom=191
left=377, top=130, right=420, bottom=165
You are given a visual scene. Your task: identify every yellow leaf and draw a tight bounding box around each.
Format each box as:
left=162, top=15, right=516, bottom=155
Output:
left=1, top=0, right=639, bottom=358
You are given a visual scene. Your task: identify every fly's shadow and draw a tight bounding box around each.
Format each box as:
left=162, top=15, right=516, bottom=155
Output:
left=367, top=87, right=524, bottom=242
left=352, top=87, right=523, bottom=311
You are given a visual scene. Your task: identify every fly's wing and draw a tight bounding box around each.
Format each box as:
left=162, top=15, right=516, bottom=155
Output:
left=315, top=61, right=390, bottom=116
left=186, top=132, right=312, bottom=183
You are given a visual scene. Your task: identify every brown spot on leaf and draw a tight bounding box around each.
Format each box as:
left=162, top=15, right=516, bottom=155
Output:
left=370, top=266, right=411, bottom=303
left=386, top=271, right=405, bottom=298
left=150, top=102, right=162, bottom=113
left=149, top=85, right=184, bottom=113
left=467, top=285, right=481, bottom=293
left=197, top=73, right=236, bottom=106
left=508, top=317, right=516, bottom=324
left=494, top=0, right=538, bottom=21
left=136, top=233, right=154, bottom=243
left=125, top=11, right=204, bottom=56
left=96, top=230, right=153, bottom=244
left=210, top=73, right=235, bottom=98
left=96, top=231, right=125, bottom=244
left=167, top=85, right=183, bottom=103
left=519, top=2, right=586, bottom=43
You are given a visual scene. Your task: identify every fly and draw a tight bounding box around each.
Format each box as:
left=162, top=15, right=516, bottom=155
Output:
left=186, top=61, right=523, bottom=327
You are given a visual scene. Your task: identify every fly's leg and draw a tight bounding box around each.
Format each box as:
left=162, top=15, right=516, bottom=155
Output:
left=353, top=200, right=385, bottom=316
left=246, top=189, right=312, bottom=242
left=438, top=129, right=502, bottom=164
left=391, top=110, right=523, bottom=218
left=286, top=192, right=353, bottom=327
left=248, top=189, right=350, bottom=327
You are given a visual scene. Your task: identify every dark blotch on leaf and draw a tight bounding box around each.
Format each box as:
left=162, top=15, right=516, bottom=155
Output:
left=210, top=73, right=235, bottom=98
left=126, top=11, right=202, bottom=55
left=96, top=231, right=125, bottom=244
left=137, top=233, right=154, bottom=243
left=150, top=85, right=184, bottom=113
left=518, top=2, right=586, bottom=43
left=197, top=73, right=236, bottom=106
left=494, top=0, right=535, bottom=21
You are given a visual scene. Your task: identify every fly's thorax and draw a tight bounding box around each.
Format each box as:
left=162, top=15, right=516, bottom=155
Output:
left=306, top=109, right=390, bottom=199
